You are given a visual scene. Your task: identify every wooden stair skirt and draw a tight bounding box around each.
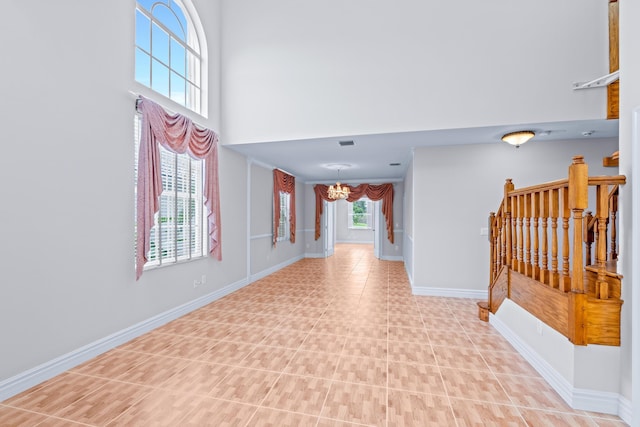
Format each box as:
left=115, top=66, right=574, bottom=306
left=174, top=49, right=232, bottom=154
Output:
left=487, top=267, right=622, bottom=346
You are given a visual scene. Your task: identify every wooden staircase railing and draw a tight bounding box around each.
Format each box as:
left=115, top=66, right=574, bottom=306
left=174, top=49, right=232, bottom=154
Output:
left=484, top=156, right=626, bottom=346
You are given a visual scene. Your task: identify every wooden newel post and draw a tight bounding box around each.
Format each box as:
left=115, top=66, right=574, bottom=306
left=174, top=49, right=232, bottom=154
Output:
left=568, top=156, right=588, bottom=345
left=504, top=179, right=515, bottom=268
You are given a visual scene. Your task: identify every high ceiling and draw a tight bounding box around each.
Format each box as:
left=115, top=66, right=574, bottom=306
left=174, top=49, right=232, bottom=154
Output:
left=223, top=118, right=619, bottom=184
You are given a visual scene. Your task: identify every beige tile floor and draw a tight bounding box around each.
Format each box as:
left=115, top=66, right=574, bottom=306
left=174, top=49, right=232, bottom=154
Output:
left=0, top=244, right=628, bottom=426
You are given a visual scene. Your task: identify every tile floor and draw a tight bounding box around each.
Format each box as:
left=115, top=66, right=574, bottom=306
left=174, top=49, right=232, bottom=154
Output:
left=0, top=244, right=628, bottom=426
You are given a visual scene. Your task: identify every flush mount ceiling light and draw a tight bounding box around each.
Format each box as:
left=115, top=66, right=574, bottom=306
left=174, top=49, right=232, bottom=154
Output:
left=502, top=130, right=535, bottom=148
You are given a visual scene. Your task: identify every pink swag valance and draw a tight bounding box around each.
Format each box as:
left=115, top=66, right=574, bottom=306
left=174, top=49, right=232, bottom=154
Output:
left=273, top=169, right=296, bottom=246
left=136, top=96, right=221, bottom=279
left=313, top=183, right=394, bottom=244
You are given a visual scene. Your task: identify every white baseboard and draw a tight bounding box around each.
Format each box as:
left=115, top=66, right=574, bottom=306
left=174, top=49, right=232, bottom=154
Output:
left=0, top=277, right=249, bottom=402
left=617, top=395, right=633, bottom=426
left=411, top=286, right=486, bottom=299
left=380, top=255, right=403, bottom=261
left=304, top=252, right=325, bottom=259
left=249, top=255, right=304, bottom=282
left=490, top=313, right=628, bottom=419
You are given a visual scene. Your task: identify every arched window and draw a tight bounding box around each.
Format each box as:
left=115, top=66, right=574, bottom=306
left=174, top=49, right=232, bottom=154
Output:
left=134, top=0, right=213, bottom=274
left=135, top=0, right=202, bottom=114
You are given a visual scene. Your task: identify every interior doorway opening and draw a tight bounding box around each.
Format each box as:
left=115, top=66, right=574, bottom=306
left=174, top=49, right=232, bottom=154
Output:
left=323, top=199, right=383, bottom=259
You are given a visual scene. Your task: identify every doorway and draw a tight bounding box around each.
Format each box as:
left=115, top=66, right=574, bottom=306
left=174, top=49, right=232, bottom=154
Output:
left=323, top=199, right=383, bottom=259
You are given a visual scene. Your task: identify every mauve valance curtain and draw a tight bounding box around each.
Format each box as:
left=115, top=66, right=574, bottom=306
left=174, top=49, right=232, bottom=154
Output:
left=313, top=183, right=394, bottom=243
left=273, top=169, right=296, bottom=246
left=136, top=96, right=221, bottom=279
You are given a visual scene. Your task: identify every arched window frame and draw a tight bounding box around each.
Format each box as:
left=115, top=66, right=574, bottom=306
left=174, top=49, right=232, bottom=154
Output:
left=134, top=0, right=209, bottom=117
left=133, top=0, right=216, bottom=276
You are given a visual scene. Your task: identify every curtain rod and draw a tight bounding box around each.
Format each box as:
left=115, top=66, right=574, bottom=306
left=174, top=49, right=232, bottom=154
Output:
left=128, top=90, right=212, bottom=131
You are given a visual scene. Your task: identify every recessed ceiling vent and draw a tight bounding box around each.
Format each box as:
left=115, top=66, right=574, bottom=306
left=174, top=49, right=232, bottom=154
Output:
left=389, top=163, right=401, bottom=166
left=338, top=140, right=355, bottom=147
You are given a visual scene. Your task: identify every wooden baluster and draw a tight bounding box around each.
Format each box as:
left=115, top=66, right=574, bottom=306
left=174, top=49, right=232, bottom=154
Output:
left=494, top=211, right=504, bottom=272
left=501, top=211, right=507, bottom=265
left=610, top=191, right=618, bottom=260
left=550, top=188, right=560, bottom=288
left=584, top=211, right=594, bottom=266
left=524, top=193, right=532, bottom=277
left=591, top=206, right=600, bottom=265
left=568, top=156, right=588, bottom=345
left=532, top=192, right=540, bottom=280
left=596, top=184, right=610, bottom=299
left=511, top=195, right=518, bottom=270
left=561, top=187, right=571, bottom=292
left=540, top=190, right=550, bottom=285
left=489, top=212, right=497, bottom=282
left=518, top=195, right=525, bottom=273
left=504, top=179, right=514, bottom=267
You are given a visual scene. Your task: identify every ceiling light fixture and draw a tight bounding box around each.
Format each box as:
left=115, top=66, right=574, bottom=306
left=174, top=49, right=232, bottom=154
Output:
left=327, top=167, right=350, bottom=200
left=501, top=130, right=535, bottom=148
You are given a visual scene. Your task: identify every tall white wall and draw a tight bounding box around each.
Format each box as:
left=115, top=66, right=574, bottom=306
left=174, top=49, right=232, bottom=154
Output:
left=411, top=138, right=619, bottom=293
left=0, top=0, right=252, bottom=385
left=618, top=0, right=640, bottom=421
left=221, top=0, right=608, bottom=144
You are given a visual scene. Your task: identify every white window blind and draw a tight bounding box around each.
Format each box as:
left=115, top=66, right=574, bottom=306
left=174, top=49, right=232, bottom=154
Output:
left=277, top=192, right=291, bottom=241
left=134, top=116, right=206, bottom=269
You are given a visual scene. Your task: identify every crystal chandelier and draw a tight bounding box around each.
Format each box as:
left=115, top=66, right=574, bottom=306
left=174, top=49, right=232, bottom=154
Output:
left=328, top=181, right=350, bottom=200
left=327, top=166, right=350, bottom=200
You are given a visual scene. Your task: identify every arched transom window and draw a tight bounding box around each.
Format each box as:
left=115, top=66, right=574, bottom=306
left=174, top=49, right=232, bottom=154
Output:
left=135, top=0, right=202, bottom=114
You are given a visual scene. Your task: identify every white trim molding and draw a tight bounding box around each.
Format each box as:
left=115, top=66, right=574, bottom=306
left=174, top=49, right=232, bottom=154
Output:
left=411, top=286, right=486, bottom=299
left=380, top=255, right=403, bottom=261
left=305, top=252, right=326, bottom=259
left=0, top=277, right=249, bottom=402
left=491, top=311, right=630, bottom=422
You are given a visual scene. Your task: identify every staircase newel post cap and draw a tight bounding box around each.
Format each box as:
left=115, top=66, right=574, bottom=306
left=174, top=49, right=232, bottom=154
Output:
left=572, top=155, right=585, bottom=164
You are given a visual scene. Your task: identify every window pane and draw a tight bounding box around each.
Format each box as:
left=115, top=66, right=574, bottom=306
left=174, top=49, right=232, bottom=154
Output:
left=170, top=38, right=186, bottom=76
left=170, top=72, right=186, bottom=106
left=137, top=0, right=155, bottom=13
left=186, top=81, right=200, bottom=113
left=148, top=221, right=159, bottom=263
left=135, top=10, right=151, bottom=52
left=153, top=4, right=185, bottom=41
left=135, top=48, right=151, bottom=87
left=160, top=194, right=176, bottom=260
left=186, top=50, right=200, bottom=85
left=170, top=0, right=188, bottom=41
left=176, top=197, right=189, bottom=258
left=189, top=197, right=199, bottom=255
left=151, top=22, right=169, bottom=65
left=277, top=192, right=290, bottom=240
left=151, top=59, right=170, bottom=97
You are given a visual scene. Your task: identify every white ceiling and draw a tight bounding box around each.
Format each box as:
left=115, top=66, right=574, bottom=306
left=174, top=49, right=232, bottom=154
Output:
left=223, top=118, right=619, bottom=184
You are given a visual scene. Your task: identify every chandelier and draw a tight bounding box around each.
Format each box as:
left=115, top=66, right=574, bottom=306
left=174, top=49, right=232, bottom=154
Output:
left=328, top=181, right=350, bottom=200
left=327, top=165, right=351, bottom=200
